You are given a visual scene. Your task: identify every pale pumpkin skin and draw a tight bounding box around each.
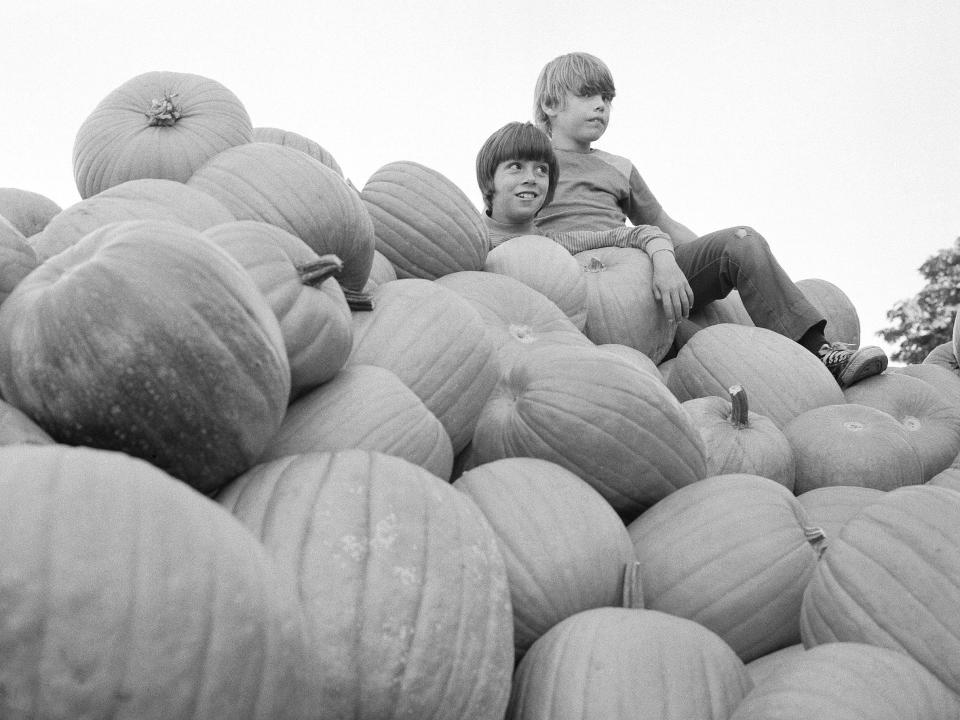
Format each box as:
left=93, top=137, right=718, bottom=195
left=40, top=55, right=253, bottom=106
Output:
left=217, top=449, right=514, bottom=720
left=800, top=485, right=960, bottom=696
left=0, top=187, right=61, bottom=237
left=507, top=608, right=753, bottom=720
left=361, top=160, right=489, bottom=280
left=0, top=444, right=320, bottom=720
left=252, top=126, right=345, bottom=176
left=0, top=220, right=290, bottom=495
left=795, top=485, right=885, bottom=541
left=0, top=215, right=38, bottom=304
left=73, top=70, right=253, bottom=199
left=795, top=277, right=861, bottom=348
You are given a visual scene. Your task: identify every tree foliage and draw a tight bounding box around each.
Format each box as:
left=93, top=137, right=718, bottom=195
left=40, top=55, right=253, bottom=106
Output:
left=878, top=237, right=960, bottom=364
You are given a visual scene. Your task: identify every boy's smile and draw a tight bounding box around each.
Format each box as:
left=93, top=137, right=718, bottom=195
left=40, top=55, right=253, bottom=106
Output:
left=545, top=91, right=611, bottom=151
left=490, top=159, right=550, bottom=224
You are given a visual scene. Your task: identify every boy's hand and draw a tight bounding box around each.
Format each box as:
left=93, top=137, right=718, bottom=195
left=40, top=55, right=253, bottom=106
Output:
left=650, top=251, right=694, bottom=322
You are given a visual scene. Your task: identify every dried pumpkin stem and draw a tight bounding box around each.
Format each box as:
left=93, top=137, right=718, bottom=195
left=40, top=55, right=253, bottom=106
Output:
left=728, top=384, right=750, bottom=429
left=145, top=91, right=183, bottom=127
left=803, top=524, right=828, bottom=559
left=584, top=256, right=606, bottom=273
left=342, top=287, right=375, bottom=312
left=297, top=254, right=344, bottom=287
left=620, top=561, right=644, bottom=609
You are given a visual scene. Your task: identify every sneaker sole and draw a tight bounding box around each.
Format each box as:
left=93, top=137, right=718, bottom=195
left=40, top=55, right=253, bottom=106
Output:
left=838, top=348, right=888, bottom=388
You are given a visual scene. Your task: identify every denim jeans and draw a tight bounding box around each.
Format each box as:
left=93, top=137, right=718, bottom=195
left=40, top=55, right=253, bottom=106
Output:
left=673, top=226, right=825, bottom=341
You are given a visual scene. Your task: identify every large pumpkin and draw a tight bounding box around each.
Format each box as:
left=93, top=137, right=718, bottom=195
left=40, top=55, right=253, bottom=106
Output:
left=795, top=277, right=861, bottom=347
left=795, top=485, right=885, bottom=541
left=627, top=473, right=825, bottom=662
left=667, top=323, right=845, bottom=429
left=507, top=608, right=752, bottom=720
left=0, top=187, right=61, bottom=237
left=0, top=216, right=38, bottom=304
left=575, top=246, right=676, bottom=363
left=0, top=219, right=290, bottom=495
left=73, top=70, right=253, bottom=199
left=454, top=457, right=639, bottom=659
left=800, top=484, right=960, bottom=696
left=470, top=342, right=707, bottom=521
left=188, top=141, right=375, bottom=291
left=360, top=160, right=489, bottom=280
left=252, top=126, right=344, bottom=176
left=0, top=444, right=319, bottom=719
left=218, top=449, right=514, bottom=720
left=30, top=177, right=235, bottom=260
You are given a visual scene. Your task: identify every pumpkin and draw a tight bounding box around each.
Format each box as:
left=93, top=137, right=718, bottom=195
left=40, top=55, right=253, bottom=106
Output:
left=252, top=126, right=344, bottom=176
left=682, top=384, right=796, bottom=490
left=484, top=235, right=588, bottom=330
left=924, top=341, right=960, bottom=374
left=597, top=342, right=665, bottom=380
left=364, top=249, right=398, bottom=291
left=743, top=644, right=807, bottom=688
left=259, top=364, right=454, bottom=480
left=218, top=449, right=514, bottom=720
left=673, top=290, right=753, bottom=350
left=667, top=323, right=846, bottom=429
left=348, top=278, right=500, bottom=453
left=470, top=342, right=707, bottom=522
left=435, top=270, right=593, bottom=373
left=507, top=608, right=752, bottom=720
left=0, top=397, right=55, bottom=446
left=800, top=484, right=960, bottom=696
left=454, top=457, right=640, bottom=659
left=0, top=187, right=61, bottom=237
left=890, top=362, right=960, bottom=408
left=73, top=70, right=253, bottom=199
left=795, top=485, right=885, bottom=541
left=843, top=372, right=960, bottom=481
left=188, top=141, right=375, bottom=291
left=0, top=444, right=319, bottom=719
left=30, top=177, right=235, bottom=260
left=784, top=403, right=924, bottom=493
left=795, top=277, right=861, bottom=347
left=575, top=246, right=676, bottom=363
left=0, top=219, right=290, bottom=495
left=360, top=160, right=489, bottom=280
left=202, top=220, right=353, bottom=399
left=0, top=216, right=38, bottom=304
left=627, top=473, right=825, bottom=662
left=731, top=642, right=960, bottom=720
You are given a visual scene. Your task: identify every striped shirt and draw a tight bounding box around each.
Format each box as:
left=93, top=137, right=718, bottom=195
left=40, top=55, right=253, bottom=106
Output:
left=483, top=214, right=674, bottom=257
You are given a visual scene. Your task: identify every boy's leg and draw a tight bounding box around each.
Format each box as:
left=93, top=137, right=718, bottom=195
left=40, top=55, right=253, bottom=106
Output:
left=672, top=226, right=886, bottom=387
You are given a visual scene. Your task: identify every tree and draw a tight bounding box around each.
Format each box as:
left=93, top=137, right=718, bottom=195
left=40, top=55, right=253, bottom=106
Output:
left=878, top=237, right=960, bottom=365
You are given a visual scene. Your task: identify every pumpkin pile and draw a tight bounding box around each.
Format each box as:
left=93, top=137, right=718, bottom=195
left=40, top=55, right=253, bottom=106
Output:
left=1, top=69, right=960, bottom=719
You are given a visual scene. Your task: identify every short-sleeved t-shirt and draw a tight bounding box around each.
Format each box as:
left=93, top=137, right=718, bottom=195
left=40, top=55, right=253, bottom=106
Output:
left=534, top=147, right=663, bottom=233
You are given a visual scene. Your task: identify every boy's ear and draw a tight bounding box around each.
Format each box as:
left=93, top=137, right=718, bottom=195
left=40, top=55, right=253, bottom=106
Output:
left=540, top=99, right=559, bottom=118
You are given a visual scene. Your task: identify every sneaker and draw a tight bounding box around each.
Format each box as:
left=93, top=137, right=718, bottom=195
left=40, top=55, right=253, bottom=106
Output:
left=818, top=342, right=888, bottom=388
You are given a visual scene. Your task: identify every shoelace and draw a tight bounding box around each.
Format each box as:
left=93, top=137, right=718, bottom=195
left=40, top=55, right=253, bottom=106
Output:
left=819, top=343, right=853, bottom=368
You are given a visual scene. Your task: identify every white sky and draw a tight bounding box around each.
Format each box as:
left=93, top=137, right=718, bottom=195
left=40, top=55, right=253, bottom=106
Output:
left=4, top=0, right=960, bottom=357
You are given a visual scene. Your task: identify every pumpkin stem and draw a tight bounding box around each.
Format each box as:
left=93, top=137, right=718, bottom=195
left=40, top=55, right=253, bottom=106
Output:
left=297, top=254, right=345, bottom=287
left=584, top=256, right=606, bottom=273
left=803, top=524, right=828, bottom=559
left=728, top=384, right=750, bottom=428
left=620, top=561, right=644, bottom=609
left=342, top=287, right=375, bottom=312
left=145, top=91, right=183, bottom=127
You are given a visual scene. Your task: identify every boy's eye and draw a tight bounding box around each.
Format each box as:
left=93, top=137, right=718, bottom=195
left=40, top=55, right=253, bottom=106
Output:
left=535, top=165, right=549, bottom=176
left=506, top=161, right=522, bottom=170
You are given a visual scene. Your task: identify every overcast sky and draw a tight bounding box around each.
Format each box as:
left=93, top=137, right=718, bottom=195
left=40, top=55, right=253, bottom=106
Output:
left=4, top=0, right=959, bottom=358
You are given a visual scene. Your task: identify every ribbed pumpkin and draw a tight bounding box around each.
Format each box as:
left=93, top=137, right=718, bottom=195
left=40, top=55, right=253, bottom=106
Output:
left=364, top=248, right=397, bottom=291
left=202, top=220, right=353, bottom=399
left=471, top=343, right=707, bottom=521
left=360, top=160, right=489, bottom=280
left=259, top=364, right=453, bottom=480
left=252, top=126, right=344, bottom=176
left=731, top=642, right=960, bottom=720
left=0, top=187, right=61, bottom=237
left=682, top=384, right=796, bottom=490
left=597, top=342, right=665, bottom=380
left=673, top=290, right=753, bottom=350
left=795, top=485, right=885, bottom=541
left=0, top=220, right=290, bottom=495
left=348, top=278, right=500, bottom=453
left=0, top=216, right=38, bottom=304
left=784, top=403, right=924, bottom=493
left=743, top=644, right=807, bottom=687
left=435, top=270, right=593, bottom=373
left=217, top=449, right=514, bottom=720
left=484, top=235, right=588, bottom=330
left=30, top=177, right=235, bottom=260
left=507, top=608, right=752, bottom=720
left=575, top=246, right=676, bottom=363
left=800, top=484, right=960, bottom=696
left=928, top=467, right=960, bottom=491
left=73, top=70, right=253, bottom=199
left=188, top=141, right=375, bottom=291
left=924, top=341, right=959, bottom=373
left=891, top=362, right=960, bottom=408
left=843, top=372, right=960, bottom=481
left=627, top=473, right=825, bottom=662
left=454, top=457, right=640, bottom=659
left=0, top=444, right=319, bottom=719
left=796, top=277, right=861, bottom=347
left=667, top=323, right=845, bottom=429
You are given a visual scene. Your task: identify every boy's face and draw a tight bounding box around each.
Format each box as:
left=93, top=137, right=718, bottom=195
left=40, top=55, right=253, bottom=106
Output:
left=544, top=91, right=611, bottom=151
left=490, top=159, right=550, bottom=225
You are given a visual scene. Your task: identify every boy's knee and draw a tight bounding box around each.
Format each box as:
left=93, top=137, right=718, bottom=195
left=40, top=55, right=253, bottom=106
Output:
left=726, top=226, right=772, bottom=262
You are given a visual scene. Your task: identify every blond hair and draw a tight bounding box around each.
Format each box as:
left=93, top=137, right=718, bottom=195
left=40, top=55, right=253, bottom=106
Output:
left=533, top=52, right=616, bottom=134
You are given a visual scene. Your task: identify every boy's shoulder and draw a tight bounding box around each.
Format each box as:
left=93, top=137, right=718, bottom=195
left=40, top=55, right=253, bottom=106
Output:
left=556, top=147, right=635, bottom=182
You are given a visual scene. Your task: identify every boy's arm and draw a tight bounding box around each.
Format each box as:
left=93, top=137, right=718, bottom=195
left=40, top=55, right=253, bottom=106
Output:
left=543, top=225, right=674, bottom=255
left=649, top=208, right=699, bottom=247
